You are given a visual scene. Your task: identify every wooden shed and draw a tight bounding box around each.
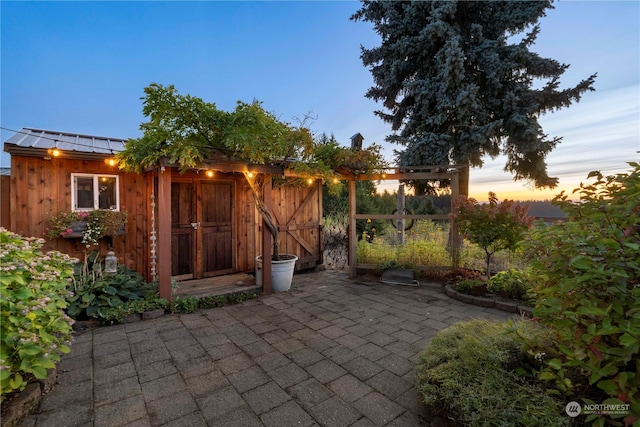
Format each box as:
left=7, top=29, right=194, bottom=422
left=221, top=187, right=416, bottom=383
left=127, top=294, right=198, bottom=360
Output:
left=3, top=128, right=323, bottom=295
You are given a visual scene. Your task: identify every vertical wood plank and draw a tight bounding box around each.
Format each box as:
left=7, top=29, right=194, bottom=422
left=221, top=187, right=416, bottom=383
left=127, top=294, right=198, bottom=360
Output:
left=348, top=179, right=357, bottom=279
left=194, top=179, right=202, bottom=279
left=157, top=165, right=172, bottom=301
left=317, top=180, right=323, bottom=266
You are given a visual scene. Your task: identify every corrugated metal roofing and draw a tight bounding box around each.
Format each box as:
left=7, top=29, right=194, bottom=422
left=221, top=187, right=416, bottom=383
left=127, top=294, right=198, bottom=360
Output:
left=3, top=127, right=126, bottom=155
left=0, top=167, right=10, bottom=176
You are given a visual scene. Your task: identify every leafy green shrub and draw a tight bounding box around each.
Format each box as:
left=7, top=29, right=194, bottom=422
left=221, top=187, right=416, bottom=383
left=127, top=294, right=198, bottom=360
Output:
left=231, top=291, right=259, bottom=304
left=416, top=319, right=566, bottom=426
left=102, top=297, right=168, bottom=325
left=524, top=164, right=640, bottom=424
left=453, top=193, right=532, bottom=278
left=454, top=279, right=487, bottom=296
left=0, top=229, right=75, bottom=399
left=198, top=295, right=228, bottom=309
left=169, top=295, right=199, bottom=314
left=67, top=251, right=151, bottom=319
left=487, top=269, right=534, bottom=302
left=197, top=291, right=259, bottom=310
left=444, top=268, right=485, bottom=285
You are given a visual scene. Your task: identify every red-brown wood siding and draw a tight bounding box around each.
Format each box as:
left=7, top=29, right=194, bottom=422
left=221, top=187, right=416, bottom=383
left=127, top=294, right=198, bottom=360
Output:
left=9, top=155, right=147, bottom=276
left=8, top=155, right=321, bottom=282
left=1, top=175, right=10, bottom=229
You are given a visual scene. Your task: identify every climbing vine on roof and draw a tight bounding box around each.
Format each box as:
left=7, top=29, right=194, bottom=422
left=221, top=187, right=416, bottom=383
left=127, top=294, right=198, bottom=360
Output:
left=117, top=83, right=386, bottom=260
left=116, top=83, right=386, bottom=182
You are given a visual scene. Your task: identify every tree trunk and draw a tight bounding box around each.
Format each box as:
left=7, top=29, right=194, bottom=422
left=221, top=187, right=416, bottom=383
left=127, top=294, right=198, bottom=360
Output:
left=485, top=249, right=493, bottom=280
left=245, top=173, right=280, bottom=261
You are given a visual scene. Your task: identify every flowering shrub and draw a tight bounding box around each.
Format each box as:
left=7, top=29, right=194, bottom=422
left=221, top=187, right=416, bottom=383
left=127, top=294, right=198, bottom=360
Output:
left=47, top=209, right=127, bottom=247
left=0, top=228, right=76, bottom=400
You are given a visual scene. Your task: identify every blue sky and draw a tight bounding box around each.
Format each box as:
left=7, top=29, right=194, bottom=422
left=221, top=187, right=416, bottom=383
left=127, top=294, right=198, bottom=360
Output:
left=2, top=1, right=638, bottom=200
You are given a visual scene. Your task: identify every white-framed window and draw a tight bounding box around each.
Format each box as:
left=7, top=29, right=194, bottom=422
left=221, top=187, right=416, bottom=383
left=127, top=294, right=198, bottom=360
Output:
left=71, top=173, right=120, bottom=211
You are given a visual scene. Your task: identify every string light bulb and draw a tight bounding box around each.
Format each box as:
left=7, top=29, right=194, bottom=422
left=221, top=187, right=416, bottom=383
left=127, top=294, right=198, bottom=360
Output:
left=108, top=158, right=116, bottom=166
left=307, top=178, right=314, bottom=185
left=332, top=178, right=339, bottom=184
left=247, top=172, right=254, bottom=178
left=51, top=148, right=60, bottom=157
left=206, top=170, right=214, bottom=178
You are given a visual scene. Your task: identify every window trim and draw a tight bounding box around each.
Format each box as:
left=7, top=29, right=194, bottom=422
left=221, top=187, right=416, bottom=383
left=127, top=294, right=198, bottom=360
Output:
left=71, top=173, right=121, bottom=211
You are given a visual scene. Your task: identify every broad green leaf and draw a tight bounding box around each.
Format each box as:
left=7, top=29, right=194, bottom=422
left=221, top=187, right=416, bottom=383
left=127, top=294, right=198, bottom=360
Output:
left=13, top=287, right=32, bottom=300
left=597, top=379, right=618, bottom=393
left=547, top=358, right=562, bottom=370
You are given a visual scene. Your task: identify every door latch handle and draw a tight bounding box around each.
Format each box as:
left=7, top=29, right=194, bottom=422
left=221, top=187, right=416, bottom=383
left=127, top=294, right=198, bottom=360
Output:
left=191, top=222, right=200, bottom=230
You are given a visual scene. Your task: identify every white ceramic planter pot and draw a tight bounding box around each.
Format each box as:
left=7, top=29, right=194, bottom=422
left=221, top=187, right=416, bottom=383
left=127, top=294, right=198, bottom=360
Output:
left=256, top=254, right=298, bottom=292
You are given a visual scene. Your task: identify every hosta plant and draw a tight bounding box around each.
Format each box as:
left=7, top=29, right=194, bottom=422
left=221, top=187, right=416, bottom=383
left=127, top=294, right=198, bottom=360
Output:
left=0, top=228, right=76, bottom=400
left=67, top=250, right=151, bottom=320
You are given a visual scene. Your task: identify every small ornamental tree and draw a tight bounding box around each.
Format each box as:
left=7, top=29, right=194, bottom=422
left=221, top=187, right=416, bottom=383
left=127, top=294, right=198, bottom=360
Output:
left=524, top=164, right=640, bottom=425
left=117, top=84, right=385, bottom=260
left=453, top=192, right=532, bottom=277
left=0, top=229, right=76, bottom=399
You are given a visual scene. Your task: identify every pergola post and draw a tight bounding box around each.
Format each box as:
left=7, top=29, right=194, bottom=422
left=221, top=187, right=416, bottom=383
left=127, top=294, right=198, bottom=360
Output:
left=261, top=176, right=273, bottom=293
left=157, top=164, right=172, bottom=301
left=450, top=170, right=461, bottom=268
left=396, top=184, right=405, bottom=245
left=348, top=179, right=357, bottom=279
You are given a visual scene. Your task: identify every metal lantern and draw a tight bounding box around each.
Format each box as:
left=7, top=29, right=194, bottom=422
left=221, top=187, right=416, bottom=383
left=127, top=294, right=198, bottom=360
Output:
left=105, top=251, right=118, bottom=274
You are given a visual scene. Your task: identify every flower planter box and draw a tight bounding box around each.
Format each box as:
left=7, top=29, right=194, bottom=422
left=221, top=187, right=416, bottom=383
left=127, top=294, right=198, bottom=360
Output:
left=62, top=221, right=86, bottom=238
left=61, top=221, right=125, bottom=239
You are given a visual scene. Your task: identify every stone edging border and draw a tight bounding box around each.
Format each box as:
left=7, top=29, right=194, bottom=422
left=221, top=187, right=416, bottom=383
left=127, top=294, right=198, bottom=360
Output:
left=444, top=284, right=534, bottom=317
left=2, top=369, right=57, bottom=427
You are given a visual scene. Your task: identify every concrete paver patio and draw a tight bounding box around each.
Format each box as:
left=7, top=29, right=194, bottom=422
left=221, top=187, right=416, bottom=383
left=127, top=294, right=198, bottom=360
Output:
left=21, top=270, right=509, bottom=427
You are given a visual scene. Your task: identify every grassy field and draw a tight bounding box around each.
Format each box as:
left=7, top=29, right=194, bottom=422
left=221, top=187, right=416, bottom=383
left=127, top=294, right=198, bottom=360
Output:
left=355, top=220, right=527, bottom=273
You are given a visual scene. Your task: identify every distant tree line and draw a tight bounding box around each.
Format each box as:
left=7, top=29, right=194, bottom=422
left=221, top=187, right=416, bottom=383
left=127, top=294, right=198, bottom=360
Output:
left=319, top=131, right=452, bottom=240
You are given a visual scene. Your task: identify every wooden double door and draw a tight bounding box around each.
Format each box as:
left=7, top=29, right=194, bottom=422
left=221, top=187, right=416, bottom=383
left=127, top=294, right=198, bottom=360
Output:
left=171, top=179, right=235, bottom=280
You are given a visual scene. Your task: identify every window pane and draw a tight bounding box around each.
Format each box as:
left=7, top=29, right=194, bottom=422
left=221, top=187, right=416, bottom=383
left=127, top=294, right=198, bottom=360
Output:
left=76, top=177, right=94, bottom=209
left=98, top=177, right=117, bottom=209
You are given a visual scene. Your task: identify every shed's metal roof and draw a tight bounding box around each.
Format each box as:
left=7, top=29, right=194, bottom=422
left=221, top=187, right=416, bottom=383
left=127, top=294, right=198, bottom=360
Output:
left=0, top=167, right=10, bottom=176
left=4, top=127, right=126, bottom=155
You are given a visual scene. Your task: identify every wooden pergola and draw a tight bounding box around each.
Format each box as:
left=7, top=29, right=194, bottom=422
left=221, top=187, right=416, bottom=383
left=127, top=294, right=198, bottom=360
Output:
left=343, top=165, right=469, bottom=279
left=154, top=156, right=468, bottom=300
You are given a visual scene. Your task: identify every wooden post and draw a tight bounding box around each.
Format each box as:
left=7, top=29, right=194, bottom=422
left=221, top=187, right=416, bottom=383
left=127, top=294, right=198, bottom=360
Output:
left=348, top=179, right=357, bottom=279
left=450, top=170, right=461, bottom=268
left=157, top=164, right=172, bottom=301
left=459, top=162, right=470, bottom=197
left=317, top=180, right=324, bottom=267
left=397, top=184, right=405, bottom=245
left=262, top=176, right=273, bottom=293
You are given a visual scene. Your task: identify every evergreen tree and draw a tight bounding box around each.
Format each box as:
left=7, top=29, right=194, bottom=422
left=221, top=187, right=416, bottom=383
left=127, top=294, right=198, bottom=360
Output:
left=352, top=1, right=596, bottom=192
